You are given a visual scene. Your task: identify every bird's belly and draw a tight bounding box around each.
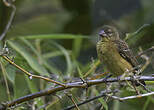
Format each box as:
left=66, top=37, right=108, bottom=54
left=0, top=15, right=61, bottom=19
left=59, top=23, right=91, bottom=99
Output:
left=101, top=45, right=133, bottom=76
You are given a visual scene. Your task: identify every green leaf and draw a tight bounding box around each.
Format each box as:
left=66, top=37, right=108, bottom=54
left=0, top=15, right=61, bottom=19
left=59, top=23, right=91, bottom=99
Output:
left=5, top=65, right=16, bottom=84
left=43, top=50, right=71, bottom=59
left=94, top=89, right=108, bottom=110
left=72, top=38, right=83, bottom=58
left=20, top=38, right=60, bottom=74
left=77, top=66, right=83, bottom=78
left=125, top=24, right=150, bottom=41
left=8, top=41, right=49, bottom=76
left=52, top=42, right=73, bottom=75
left=25, top=75, right=38, bottom=93
left=0, top=58, right=12, bottom=100
left=19, top=34, right=88, bottom=39
left=125, top=24, right=154, bottom=48
left=25, top=75, right=44, bottom=108
left=143, top=97, right=150, bottom=110
left=13, top=73, right=29, bottom=99
left=113, top=100, right=120, bottom=110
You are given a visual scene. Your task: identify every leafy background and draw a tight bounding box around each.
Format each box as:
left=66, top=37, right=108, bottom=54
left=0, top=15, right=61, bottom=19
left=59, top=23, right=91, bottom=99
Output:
left=0, top=0, right=154, bottom=110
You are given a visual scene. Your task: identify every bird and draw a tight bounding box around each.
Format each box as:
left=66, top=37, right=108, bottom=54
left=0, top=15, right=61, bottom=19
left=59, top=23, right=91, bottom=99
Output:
left=96, top=25, right=142, bottom=81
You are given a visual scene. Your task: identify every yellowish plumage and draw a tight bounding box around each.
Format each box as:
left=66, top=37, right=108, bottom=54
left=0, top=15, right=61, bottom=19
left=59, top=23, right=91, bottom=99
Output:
left=96, top=25, right=145, bottom=86
left=97, top=38, right=133, bottom=76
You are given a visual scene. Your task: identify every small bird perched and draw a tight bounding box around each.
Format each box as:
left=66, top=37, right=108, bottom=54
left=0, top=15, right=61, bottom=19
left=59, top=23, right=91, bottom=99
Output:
left=96, top=25, right=139, bottom=78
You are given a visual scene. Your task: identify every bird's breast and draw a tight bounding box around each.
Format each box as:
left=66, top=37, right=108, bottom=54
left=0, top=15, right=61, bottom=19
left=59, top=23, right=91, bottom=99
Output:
left=97, top=41, right=133, bottom=76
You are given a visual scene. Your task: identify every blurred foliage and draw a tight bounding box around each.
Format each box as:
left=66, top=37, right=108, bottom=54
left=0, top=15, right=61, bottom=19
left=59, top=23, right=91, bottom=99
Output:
left=0, top=0, right=154, bottom=110
left=126, top=23, right=154, bottom=49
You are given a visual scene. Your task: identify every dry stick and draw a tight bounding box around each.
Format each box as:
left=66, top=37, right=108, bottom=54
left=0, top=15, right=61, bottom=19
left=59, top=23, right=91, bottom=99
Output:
left=0, top=75, right=154, bottom=110
left=131, top=81, right=140, bottom=95
left=0, top=60, right=11, bottom=101
left=0, top=0, right=16, bottom=40
left=138, top=47, right=152, bottom=73
left=110, top=91, right=154, bottom=101
left=37, top=101, right=53, bottom=110
left=83, top=60, right=100, bottom=78
left=123, top=46, right=153, bottom=93
left=37, top=98, right=60, bottom=110
left=2, top=55, right=66, bottom=87
left=63, top=90, right=118, bottom=110
left=136, top=46, right=154, bottom=58
left=66, top=94, right=80, bottom=110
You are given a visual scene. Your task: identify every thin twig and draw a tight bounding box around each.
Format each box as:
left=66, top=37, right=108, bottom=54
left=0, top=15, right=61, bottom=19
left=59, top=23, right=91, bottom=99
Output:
left=0, top=59, right=11, bottom=101
left=110, top=91, right=154, bottom=101
left=0, top=75, right=153, bottom=110
left=83, top=60, right=100, bottom=78
left=2, top=55, right=66, bottom=87
left=63, top=90, right=118, bottom=110
left=138, top=47, right=152, bottom=73
left=0, top=0, right=16, bottom=40
left=136, top=46, right=154, bottom=58
left=66, top=94, right=80, bottom=110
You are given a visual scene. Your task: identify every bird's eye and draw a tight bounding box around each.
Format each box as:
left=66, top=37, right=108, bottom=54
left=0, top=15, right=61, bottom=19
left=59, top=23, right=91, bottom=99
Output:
left=107, top=29, right=112, bottom=33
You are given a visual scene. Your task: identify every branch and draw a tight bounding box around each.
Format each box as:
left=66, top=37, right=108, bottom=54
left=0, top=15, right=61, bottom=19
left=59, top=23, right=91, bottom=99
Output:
left=63, top=90, right=119, bottom=110
left=0, top=0, right=16, bottom=40
left=110, top=91, right=154, bottom=101
left=66, top=94, right=80, bottom=110
left=2, top=55, right=66, bottom=87
left=65, top=88, right=154, bottom=110
left=0, top=75, right=154, bottom=110
left=136, top=46, right=154, bottom=58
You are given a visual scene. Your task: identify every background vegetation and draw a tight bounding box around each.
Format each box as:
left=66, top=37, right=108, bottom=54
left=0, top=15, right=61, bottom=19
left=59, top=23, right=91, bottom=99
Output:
left=0, top=0, right=154, bottom=110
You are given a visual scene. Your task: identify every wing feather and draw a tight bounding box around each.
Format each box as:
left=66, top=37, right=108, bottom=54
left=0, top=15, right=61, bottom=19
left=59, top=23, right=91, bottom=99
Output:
left=114, top=39, right=138, bottom=67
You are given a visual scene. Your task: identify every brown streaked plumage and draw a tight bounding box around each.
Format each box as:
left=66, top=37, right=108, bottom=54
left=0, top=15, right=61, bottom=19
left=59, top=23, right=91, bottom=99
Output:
left=97, top=25, right=138, bottom=76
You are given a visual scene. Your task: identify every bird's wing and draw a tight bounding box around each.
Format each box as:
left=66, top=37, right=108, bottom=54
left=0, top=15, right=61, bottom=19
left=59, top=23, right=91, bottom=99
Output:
left=114, top=39, right=138, bottom=67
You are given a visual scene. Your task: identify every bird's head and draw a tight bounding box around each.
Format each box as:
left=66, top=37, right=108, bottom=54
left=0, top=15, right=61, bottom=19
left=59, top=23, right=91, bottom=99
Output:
left=99, top=25, right=119, bottom=41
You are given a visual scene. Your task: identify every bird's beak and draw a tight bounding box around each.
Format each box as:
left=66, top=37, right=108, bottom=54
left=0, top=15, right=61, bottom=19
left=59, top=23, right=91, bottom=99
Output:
left=99, top=30, right=107, bottom=37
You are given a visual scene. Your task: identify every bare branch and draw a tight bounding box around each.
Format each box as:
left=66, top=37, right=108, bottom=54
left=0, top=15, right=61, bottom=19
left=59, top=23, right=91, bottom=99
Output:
left=1, top=55, right=66, bottom=87
left=136, top=46, right=154, bottom=58
left=63, top=90, right=118, bottom=110
left=0, top=75, right=154, bottom=110
left=66, top=94, right=80, bottom=110
left=110, top=91, right=154, bottom=101
left=0, top=0, right=16, bottom=40
left=0, top=61, right=11, bottom=101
